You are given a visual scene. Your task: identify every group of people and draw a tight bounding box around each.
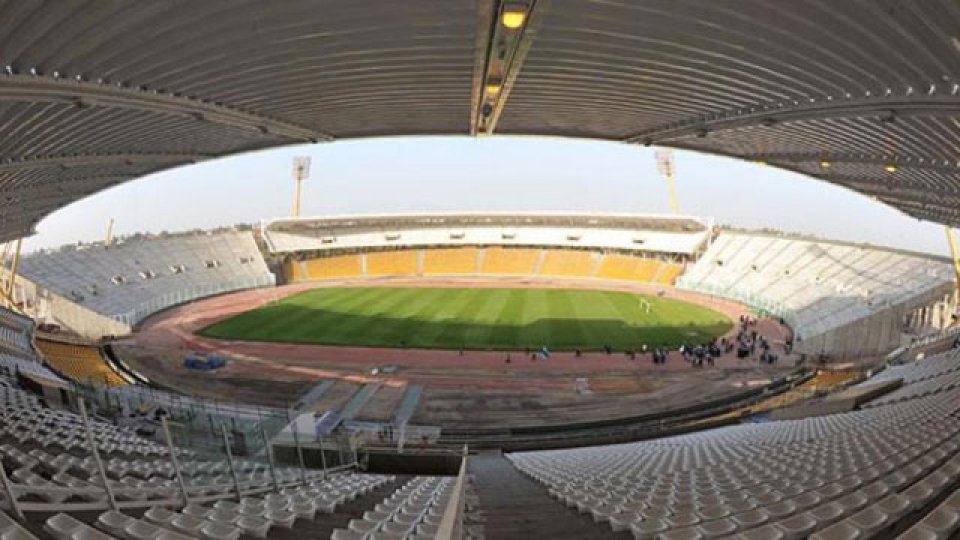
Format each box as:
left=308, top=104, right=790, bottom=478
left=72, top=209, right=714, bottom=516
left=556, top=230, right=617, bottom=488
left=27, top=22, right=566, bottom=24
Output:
left=494, top=313, right=785, bottom=366
left=733, top=315, right=778, bottom=364
left=678, top=342, right=721, bottom=367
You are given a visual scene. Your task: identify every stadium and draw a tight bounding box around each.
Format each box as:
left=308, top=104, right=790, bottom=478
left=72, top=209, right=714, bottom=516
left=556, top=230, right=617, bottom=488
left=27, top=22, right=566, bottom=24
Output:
left=0, top=2, right=960, bottom=540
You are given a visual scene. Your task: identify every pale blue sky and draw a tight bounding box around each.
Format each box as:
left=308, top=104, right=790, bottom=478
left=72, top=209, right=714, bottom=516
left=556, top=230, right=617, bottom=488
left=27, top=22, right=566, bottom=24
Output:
left=25, top=136, right=955, bottom=257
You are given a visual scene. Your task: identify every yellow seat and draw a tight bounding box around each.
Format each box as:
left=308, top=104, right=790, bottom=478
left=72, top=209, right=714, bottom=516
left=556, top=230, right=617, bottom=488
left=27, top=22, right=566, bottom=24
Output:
left=539, top=250, right=595, bottom=277
left=366, top=250, right=418, bottom=276
left=481, top=247, right=539, bottom=274
left=37, top=339, right=126, bottom=387
left=596, top=255, right=641, bottom=280
left=304, top=255, right=362, bottom=280
left=656, top=263, right=684, bottom=285
left=422, top=248, right=478, bottom=275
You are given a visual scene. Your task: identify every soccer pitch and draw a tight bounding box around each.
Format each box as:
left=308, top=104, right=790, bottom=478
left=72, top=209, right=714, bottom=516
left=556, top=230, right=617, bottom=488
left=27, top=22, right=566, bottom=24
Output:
left=199, top=287, right=733, bottom=351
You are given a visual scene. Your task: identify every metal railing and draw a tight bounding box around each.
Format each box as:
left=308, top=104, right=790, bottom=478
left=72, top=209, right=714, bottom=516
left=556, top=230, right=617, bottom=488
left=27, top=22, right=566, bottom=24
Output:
left=0, top=396, right=357, bottom=520
left=436, top=446, right=469, bottom=540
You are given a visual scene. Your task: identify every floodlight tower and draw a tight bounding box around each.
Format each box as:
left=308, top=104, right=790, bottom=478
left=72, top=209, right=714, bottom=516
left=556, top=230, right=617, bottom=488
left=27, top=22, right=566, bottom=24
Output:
left=656, top=150, right=680, bottom=214
left=946, top=227, right=960, bottom=312
left=104, top=217, right=115, bottom=247
left=292, top=156, right=311, bottom=218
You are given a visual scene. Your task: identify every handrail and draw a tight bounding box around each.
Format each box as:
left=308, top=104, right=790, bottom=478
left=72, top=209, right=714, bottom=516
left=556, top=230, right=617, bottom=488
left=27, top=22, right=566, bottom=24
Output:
left=435, top=447, right=468, bottom=540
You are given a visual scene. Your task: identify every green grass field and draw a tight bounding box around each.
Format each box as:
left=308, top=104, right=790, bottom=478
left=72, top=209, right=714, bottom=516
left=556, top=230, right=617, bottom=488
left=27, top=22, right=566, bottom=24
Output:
left=199, top=287, right=733, bottom=351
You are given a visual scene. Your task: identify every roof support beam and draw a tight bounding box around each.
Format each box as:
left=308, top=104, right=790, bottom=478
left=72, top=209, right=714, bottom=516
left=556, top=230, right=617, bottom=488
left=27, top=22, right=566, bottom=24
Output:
left=472, top=0, right=545, bottom=134
left=469, top=1, right=497, bottom=136
left=0, top=75, right=332, bottom=142
left=745, top=152, right=960, bottom=173
left=0, top=152, right=208, bottom=173
left=624, top=95, right=960, bottom=144
left=839, top=181, right=960, bottom=204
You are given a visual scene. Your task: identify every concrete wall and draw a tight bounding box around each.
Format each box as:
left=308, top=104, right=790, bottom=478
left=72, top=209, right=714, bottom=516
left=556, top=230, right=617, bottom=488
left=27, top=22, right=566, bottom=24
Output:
left=795, top=283, right=956, bottom=359
left=10, top=275, right=130, bottom=339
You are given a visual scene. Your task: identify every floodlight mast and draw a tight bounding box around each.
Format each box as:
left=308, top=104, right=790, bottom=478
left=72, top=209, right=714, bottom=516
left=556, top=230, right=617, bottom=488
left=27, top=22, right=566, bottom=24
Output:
left=946, top=227, right=960, bottom=309
left=656, top=150, right=680, bottom=214
left=104, top=218, right=115, bottom=248
left=292, top=157, right=311, bottom=218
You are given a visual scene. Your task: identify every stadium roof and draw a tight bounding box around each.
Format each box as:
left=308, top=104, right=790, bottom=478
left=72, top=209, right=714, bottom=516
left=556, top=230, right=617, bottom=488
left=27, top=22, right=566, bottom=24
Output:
left=264, top=212, right=709, bottom=233
left=1, top=1, right=960, bottom=240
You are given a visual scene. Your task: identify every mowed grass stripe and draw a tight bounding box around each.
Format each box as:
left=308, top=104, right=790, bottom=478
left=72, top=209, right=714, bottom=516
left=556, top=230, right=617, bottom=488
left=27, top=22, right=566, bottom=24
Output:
left=199, top=286, right=733, bottom=350
left=406, top=288, right=473, bottom=345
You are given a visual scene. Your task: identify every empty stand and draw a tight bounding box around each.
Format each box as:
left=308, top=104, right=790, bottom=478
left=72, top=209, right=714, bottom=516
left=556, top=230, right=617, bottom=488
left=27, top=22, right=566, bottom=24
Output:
left=634, top=259, right=663, bottom=283
left=655, top=263, right=684, bottom=286
left=365, top=250, right=418, bottom=277
left=18, top=231, right=275, bottom=328
left=471, top=451, right=621, bottom=539
left=679, top=232, right=954, bottom=355
left=596, top=255, right=644, bottom=281
left=506, top=347, right=960, bottom=539
left=303, top=255, right=363, bottom=280
left=538, top=250, right=597, bottom=277
left=421, top=248, right=478, bottom=275
left=330, top=476, right=453, bottom=539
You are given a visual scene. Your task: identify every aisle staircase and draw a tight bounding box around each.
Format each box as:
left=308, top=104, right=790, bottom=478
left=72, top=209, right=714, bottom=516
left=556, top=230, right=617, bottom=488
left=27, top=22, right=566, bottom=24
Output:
left=469, top=451, right=624, bottom=539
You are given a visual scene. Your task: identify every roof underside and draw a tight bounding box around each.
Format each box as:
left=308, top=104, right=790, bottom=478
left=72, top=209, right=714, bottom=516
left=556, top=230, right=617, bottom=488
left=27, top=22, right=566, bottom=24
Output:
left=265, top=212, right=708, bottom=233
left=1, top=0, right=959, bottom=239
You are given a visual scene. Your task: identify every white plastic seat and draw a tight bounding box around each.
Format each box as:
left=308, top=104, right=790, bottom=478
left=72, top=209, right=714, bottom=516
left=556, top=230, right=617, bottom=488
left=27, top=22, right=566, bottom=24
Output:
left=291, top=502, right=316, bottom=520
left=44, top=514, right=84, bottom=540
left=697, top=518, right=737, bottom=538
left=903, top=482, right=936, bottom=510
left=918, top=507, right=960, bottom=538
left=122, top=520, right=164, bottom=540
left=774, top=512, right=817, bottom=540
left=212, top=500, right=239, bottom=512
left=808, top=502, right=845, bottom=528
left=95, top=511, right=133, bottom=537
left=199, top=521, right=240, bottom=540
left=381, top=521, right=412, bottom=535
left=734, top=524, right=784, bottom=540
left=731, top=509, right=768, bottom=529
left=874, top=494, right=911, bottom=522
left=70, top=527, right=112, bottom=540
left=143, top=507, right=176, bottom=526
left=849, top=505, right=888, bottom=535
left=170, top=514, right=205, bottom=535
left=0, top=527, right=40, bottom=540
left=896, top=526, right=939, bottom=540
left=808, top=520, right=861, bottom=540
left=207, top=509, right=240, bottom=525
left=265, top=509, right=296, bottom=529
left=368, top=533, right=405, bottom=540
left=234, top=516, right=270, bottom=539
left=657, top=527, right=703, bottom=540
left=631, top=518, right=668, bottom=539
left=330, top=530, right=366, bottom=540
left=181, top=504, right=211, bottom=519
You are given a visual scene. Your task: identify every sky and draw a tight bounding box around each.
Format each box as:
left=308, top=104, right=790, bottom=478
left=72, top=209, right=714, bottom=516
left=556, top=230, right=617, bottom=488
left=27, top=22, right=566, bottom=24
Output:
left=23, top=136, right=956, bottom=258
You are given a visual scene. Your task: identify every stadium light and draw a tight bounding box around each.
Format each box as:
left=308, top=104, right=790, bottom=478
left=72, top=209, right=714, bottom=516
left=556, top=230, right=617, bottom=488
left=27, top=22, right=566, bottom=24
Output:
left=656, top=150, right=680, bottom=214
left=292, top=156, right=311, bottom=218
left=501, top=3, right=527, bottom=29
left=485, top=76, right=503, bottom=96
left=656, top=150, right=674, bottom=178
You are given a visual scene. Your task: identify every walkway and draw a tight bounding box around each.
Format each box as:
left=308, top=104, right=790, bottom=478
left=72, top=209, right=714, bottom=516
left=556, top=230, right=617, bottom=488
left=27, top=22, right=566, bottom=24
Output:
left=469, top=450, right=627, bottom=540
